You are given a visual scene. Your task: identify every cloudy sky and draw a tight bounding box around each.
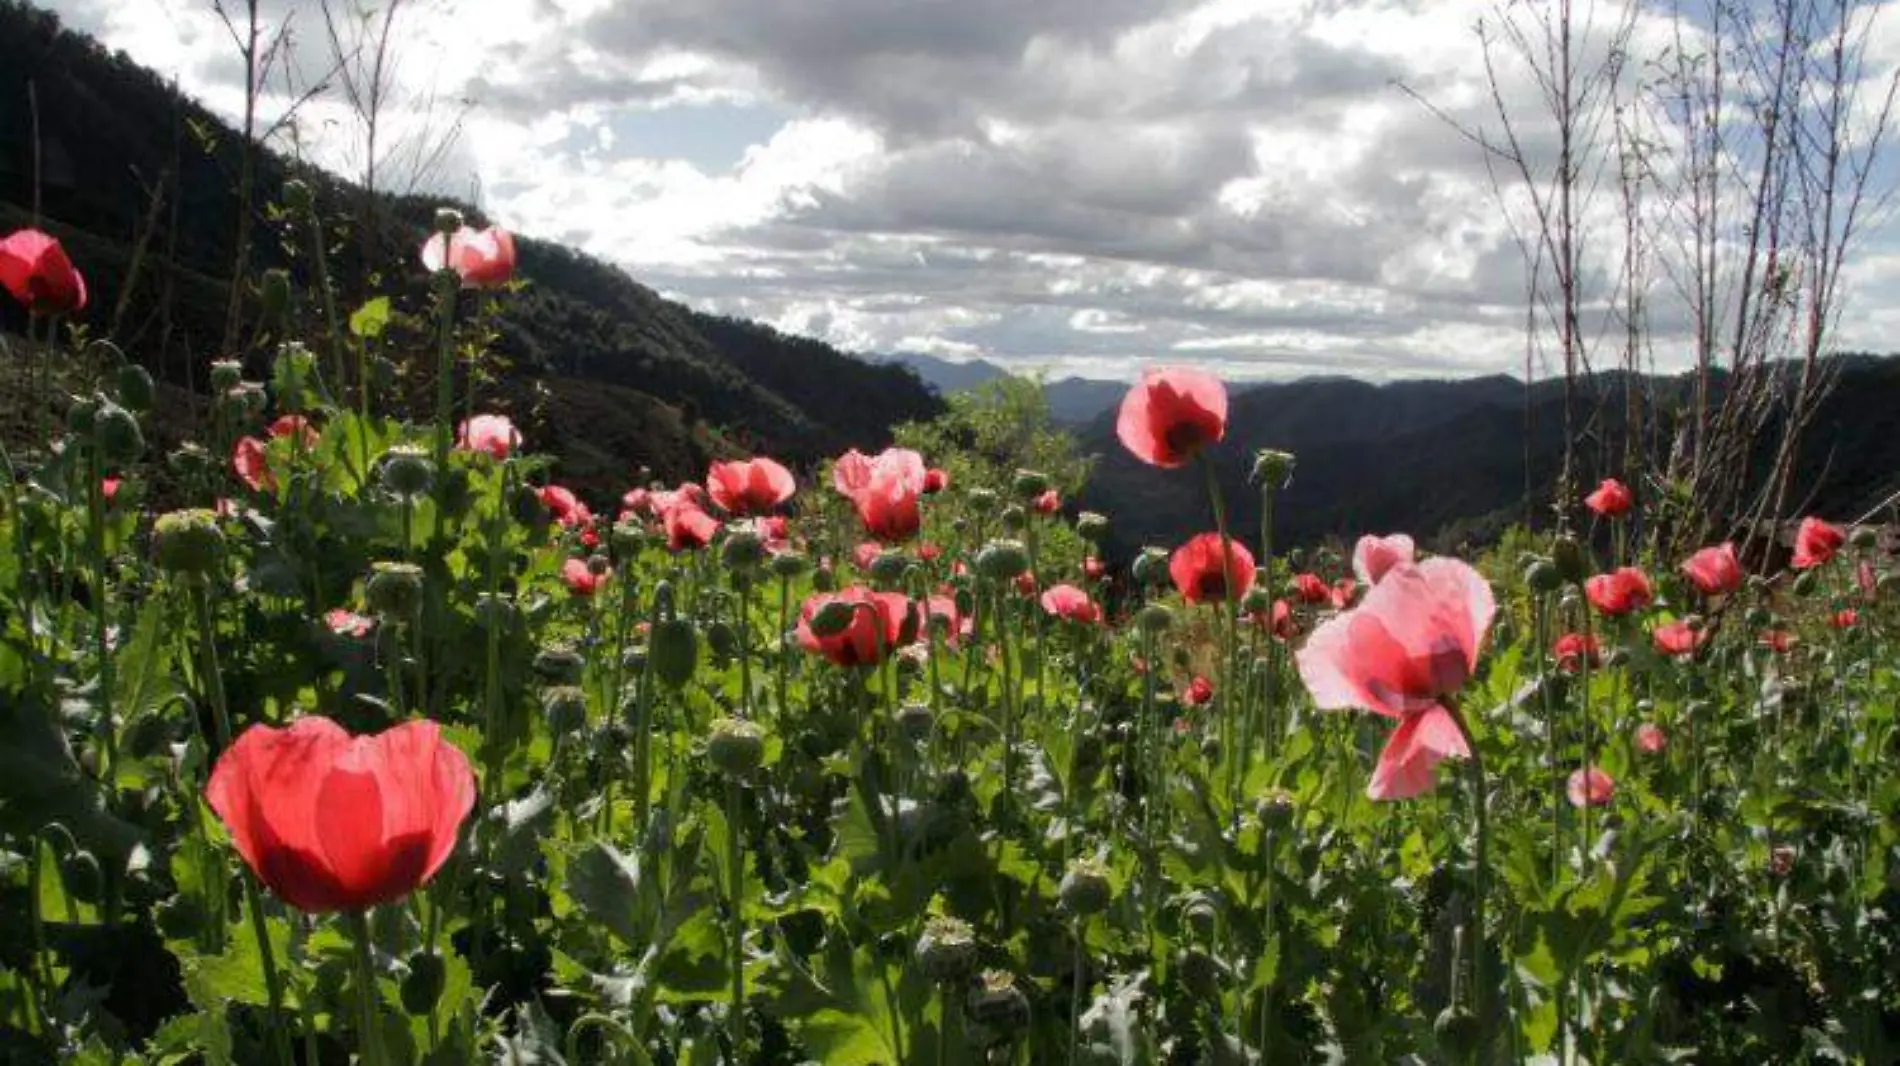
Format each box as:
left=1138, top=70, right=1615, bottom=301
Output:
left=42, top=0, right=1900, bottom=381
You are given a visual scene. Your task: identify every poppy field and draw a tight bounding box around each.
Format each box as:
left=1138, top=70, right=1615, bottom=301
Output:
left=2, top=217, right=1899, bottom=1065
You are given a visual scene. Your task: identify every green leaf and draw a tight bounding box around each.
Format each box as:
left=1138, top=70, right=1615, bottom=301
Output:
left=349, top=296, right=392, bottom=339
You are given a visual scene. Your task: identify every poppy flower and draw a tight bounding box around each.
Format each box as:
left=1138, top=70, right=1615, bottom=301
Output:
left=1682, top=542, right=1742, bottom=597
left=918, top=542, right=943, bottom=562
left=1584, top=478, right=1633, bottom=517
left=923, top=468, right=950, bottom=494
left=1635, top=723, right=1666, bottom=754
left=796, top=587, right=919, bottom=668
left=562, top=558, right=606, bottom=595
left=1185, top=676, right=1214, bottom=706
left=204, top=717, right=475, bottom=913
left=1832, top=608, right=1859, bottom=629
left=833, top=448, right=927, bottom=542
left=1858, top=561, right=1878, bottom=600
left=1566, top=766, right=1615, bottom=807
left=325, top=609, right=374, bottom=637
left=924, top=594, right=971, bottom=646
left=1083, top=556, right=1106, bottom=581
left=1585, top=567, right=1653, bottom=615
left=420, top=225, right=516, bottom=289
left=1040, top=583, right=1101, bottom=625
left=1330, top=578, right=1358, bottom=610
left=1652, top=619, right=1705, bottom=657
left=1552, top=632, right=1600, bottom=672
left=269, top=415, right=320, bottom=449
left=664, top=502, right=721, bottom=552
left=1352, top=533, right=1415, bottom=586
left=1170, top=533, right=1256, bottom=605
left=1769, top=845, right=1796, bottom=877
left=1033, top=489, right=1060, bottom=516
left=747, top=515, right=792, bottom=555
left=707, top=457, right=796, bottom=516
left=101, top=477, right=123, bottom=502
left=232, top=436, right=274, bottom=492
left=1296, top=558, right=1494, bottom=800
left=1115, top=366, right=1228, bottom=468
left=1013, top=571, right=1038, bottom=597
left=0, top=229, right=87, bottom=315
left=1293, top=573, right=1329, bottom=605
left=1759, top=629, right=1796, bottom=653
left=1249, top=598, right=1296, bottom=640
left=457, top=414, right=521, bottom=460
left=1792, top=517, right=1845, bottom=570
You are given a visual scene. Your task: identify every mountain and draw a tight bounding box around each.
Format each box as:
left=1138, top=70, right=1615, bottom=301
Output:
left=879, top=351, right=1014, bottom=395
left=0, top=1, right=941, bottom=501
left=1042, top=376, right=1133, bottom=424
left=878, top=352, right=1132, bottom=424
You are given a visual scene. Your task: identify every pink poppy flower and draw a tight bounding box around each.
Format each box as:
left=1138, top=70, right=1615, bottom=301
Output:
left=1552, top=632, right=1600, bottom=672
left=562, top=558, right=605, bottom=596
left=1652, top=619, right=1705, bottom=657
left=1585, top=567, right=1653, bottom=616
left=1584, top=478, right=1633, bottom=517
left=1170, top=533, right=1256, bottom=605
left=1040, top=583, right=1102, bottom=625
left=707, top=456, right=796, bottom=516
left=1352, top=533, right=1416, bottom=586
left=420, top=225, right=516, bottom=288
left=1635, top=723, right=1666, bottom=754
left=457, top=414, right=521, bottom=460
left=1566, top=766, right=1615, bottom=807
left=1681, top=542, right=1743, bottom=597
left=0, top=229, right=87, bottom=314
left=1116, top=366, right=1228, bottom=469
left=833, top=447, right=927, bottom=542
left=1792, top=517, right=1844, bottom=570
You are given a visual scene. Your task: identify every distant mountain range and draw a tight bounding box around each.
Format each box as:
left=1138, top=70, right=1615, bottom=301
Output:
left=877, top=351, right=1130, bottom=423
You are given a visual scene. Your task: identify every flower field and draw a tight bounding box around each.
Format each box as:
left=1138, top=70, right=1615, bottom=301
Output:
left=2, top=221, right=1897, bottom=1065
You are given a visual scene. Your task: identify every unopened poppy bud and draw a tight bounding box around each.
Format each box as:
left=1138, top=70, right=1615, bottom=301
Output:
left=116, top=364, right=155, bottom=412
left=916, top=915, right=978, bottom=985
left=1525, top=559, right=1563, bottom=593
left=999, top=504, right=1027, bottom=531
left=896, top=702, right=934, bottom=742
left=259, top=268, right=292, bottom=327
left=1850, top=526, right=1878, bottom=549
left=533, top=645, right=585, bottom=684
left=1136, top=603, right=1174, bottom=634
left=706, top=620, right=738, bottom=659
left=433, top=206, right=464, bottom=236
left=153, top=509, right=225, bottom=576
left=950, top=517, right=969, bottom=534
left=967, top=971, right=1032, bottom=1037
left=1791, top=569, right=1818, bottom=596
left=400, top=952, right=446, bottom=1016
left=474, top=592, right=516, bottom=631
left=650, top=618, right=698, bottom=688
left=1132, top=547, right=1170, bottom=586
left=721, top=529, right=766, bottom=573
left=66, top=394, right=98, bottom=435
left=976, top=540, right=1029, bottom=581
left=707, top=717, right=765, bottom=778
left=281, top=179, right=313, bottom=214
left=93, top=402, right=144, bottom=463
left=1552, top=535, right=1588, bottom=584
left=379, top=445, right=435, bottom=499
left=1745, top=606, right=1774, bottom=630
left=209, top=359, right=243, bottom=392
left=1252, top=449, right=1295, bottom=488
left=1058, top=858, right=1112, bottom=916
left=544, top=686, right=588, bottom=735
left=1255, top=787, right=1295, bottom=832
left=967, top=487, right=997, bottom=510
left=365, top=561, right=425, bottom=620
left=808, top=600, right=858, bottom=637
left=1011, top=469, right=1049, bottom=498
left=1076, top=511, right=1110, bottom=542
left=770, top=551, right=811, bottom=578
left=870, top=551, right=911, bottom=584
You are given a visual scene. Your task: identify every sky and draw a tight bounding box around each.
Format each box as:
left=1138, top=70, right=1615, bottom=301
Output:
left=39, top=0, right=1900, bottom=382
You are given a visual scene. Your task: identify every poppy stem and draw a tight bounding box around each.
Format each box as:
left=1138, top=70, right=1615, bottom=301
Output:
left=430, top=269, right=458, bottom=471
left=348, top=908, right=387, bottom=1066
left=242, top=879, right=297, bottom=1066
left=725, top=778, right=747, bottom=1064
left=1444, top=697, right=1496, bottom=1060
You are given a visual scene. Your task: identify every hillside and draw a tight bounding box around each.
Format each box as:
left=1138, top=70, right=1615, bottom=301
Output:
left=880, top=351, right=1131, bottom=424
left=0, top=1, right=941, bottom=499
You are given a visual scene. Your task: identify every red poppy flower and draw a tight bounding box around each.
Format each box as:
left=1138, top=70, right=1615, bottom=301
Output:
left=1635, top=723, right=1666, bottom=754
left=232, top=436, right=274, bottom=492
left=1185, top=676, right=1214, bottom=706
left=1652, top=619, right=1705, bottom=657
left=1682, top=542, right=1742, bottom=596
left=1013, top=571, right=1038, bottom=597
left=1584, top=478, right=1633, bottom=517
left=918, top=542, right=943, bottom=562
left=1115, top=366, right=1228, bottom=468
left=324, top=609, right=374, bottom=637
left=796, top=587, right=919, bottom=667
left=1040, top=583, right=1101, bottom=625
left=457, top=414, right=521, bottom=460
left=1566, top=766, right=1615, bottom=807
left=1170, top=533, right=1256, bottom=605
left=707, top=457, right=796, bottom=516
left=1249, top=598, right=1296, bottom=640
left=269, top=415, right=319, bottom=449
left=204, top=717, right=475, bottom=913
left=101, top=477, right=122, bottom=502
left=1297, top=558, right=1494, bottom=800
left=539, top=485, right=594, bottom=530
left=0, top=229, right=87, bottom=315
left=747, top=515, right=792, bottom=555
left=1033, top=489, right=1060, bottom=515
left=562, top=558, right=606, bottom=595
left=1552, top=632, right=1600, bottom=672
left=1585, top=567, right=1653, bottom=616
left=1792, top=517, right=1845, bottom=570
left=1759, top=629, right=1796, bottom=653
left=923, top=468, right=950, bottom=494
left=664, top=502, right=721, bottom=552
left=833, top=448, right=927, bottom=542
left=1351, top=533, right=1415, bottom=586
left=1293, top=572, right=1329, bottom=605
left=420, top=225, right=516, bottom=289
left=1832, top=608, right=1859, bottom=629
left=1083, top=556, right=1107, bottom=581
left=1330, top=578, right=1358, bottom=610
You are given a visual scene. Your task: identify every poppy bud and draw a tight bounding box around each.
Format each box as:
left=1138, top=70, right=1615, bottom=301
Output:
left=1255, top=787, right=1295, bottom=832
left=474, top=592, right=516, bottom=631
left=870, top=551, right=911, bottom=585
left=93, top=402, right=144, bottom=464
left=1552, top=535, right=1588, bottom=585
left=707, top=620, right=738, bottom=659
left=586, top=553, right=611, bottom=576
left=1137, top=604, right=1174, bottom=634
left=1252, top=449, right=1296, bottom=488
left=116, top=364, right=155, bottom=412
left=650, top=619, right=698, bottom=688
left=209, top=359, right=244, bottom=393
left=707, top=717, right=765, bottom=778
left=999, top=504, right=1027, bottom=531
left=967, top=487, right=997, bottom=510
left=60, top=851, right=104, bottom=904
left=66, top=394, right=98, bottom=435
left=401, top=952, right=447, bottom=1016
left=153, top=509, right=225, bottom=576
left=721, top=529, right=767, bottom=574
left=1850, top=526, right=1877, bottom=549
left=1012, top=469, right=1050, bottom=498
left=281, top=179, right=313, bottom=214
left=1792, top=569, right=1818, bottom=596
left=916, top=915, right=978, bottom=985
left=365, top=562, right=425, bottom=620
left=1525, top=558, right=1562, bottom=593
left=1435, top=1006, right=1480, bottom=1058
left=433, top=206, right=465, bottom=236
left=975, top=540, right=1029, bottom=581
left=807, top=599, right=858, bottom=637
left=532, top=645, right=585, bottom=684
left=1058, top=858, right=1112, bottom=916
left=379, top=445, right=436, bottom=500
left=544, top=686, right=588, bottom=735
left=771, top=551, right=811, bottom=578
left=1132, top=547, right=1171, bottom=587
left=259, top=268, right=292, bottom=328
left=1241, top=586, right=1273, bottom=615
left=1076, top=511, right=1110, bottom=542
left=896, top=702, right=934, bottom=742
left=950, top=517, right=969, bottom=534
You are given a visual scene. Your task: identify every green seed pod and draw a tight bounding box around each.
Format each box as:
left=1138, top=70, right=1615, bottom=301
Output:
left=1791, top=569, right=1818, bottom=597
left=1136, top=603, right=1174, bottom=635
left=975, top=540, right=1029, bottom=581
left=870, top=551, right=911, bottom=585
left=650, top=619, right=698, bottom=688
left=707, top=619, right=738, bottom=659
left=770, top=551, right=811, bottom=578
left=586, top=554, right=611, bottom=577
left=544, top=686, right=589, bottom=735
left=1255, top=788, right=1296, bottom=832
left=1176, top=948, right=1224, bottom=999
left=1241, top=586, right=1273, bottom=615
left=365, top=562, right=425, bottom=621
left=116, top=364, right=156, bottom=412
left=1850, top=526, right=1878, bottom=549
left=966, top=487, right=997, bottom=510
left=1434, top=1007, right=1481, bottom=1059
left=1524, top=558, right=1563, bottom=594
left=1200, top=736, right=1222, bottom=762
left=61, top=851, right=104, bottom=905
left=66, top=394, right=99, bottom=436
left=999, top=504, right=1027, bottom=531
left=808, top=599, right=857, bottom=637
left=281, top=179, right=314, bottom=214
left=1745, top=606, right=1774, bottom=630
left=1131, top=547, right=1171, bottom=587
left=1180, top=892, right=1219, bottom=941
left=1552, top=536, right=1588, bottom=585
left=209, top=359, right=243, bottom=393
left=721, top=529, right=767, bottom=574
left=474, top=593, right=516, bottom=632
left=916, top=915, right=978, bottom=985
left=611, top=519, right=646, bottom=558
left=1058, top=858, right=1112, bottom=917
left=152, top=509, right=226, bottom=576
left=533, top=645, right=585, bottom=684
left=93, top=402, right=144, bottom=464
left=400, top=952, right=447, bottom=1016
left=707, top=717, right=766, bottom=778
left=433, top=206, right=465, bottom=235
left=966, top=970, right=1032, bottom=1040
left=1011, top=469, right=1050, bottom=498
left=896, top=702, right=934, bottom=743
left=379, top=445, right=436, bottom=500
left=1252, top=449, right=1296, bottom=488
left=1075, top=511, right=1111, bottom=542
